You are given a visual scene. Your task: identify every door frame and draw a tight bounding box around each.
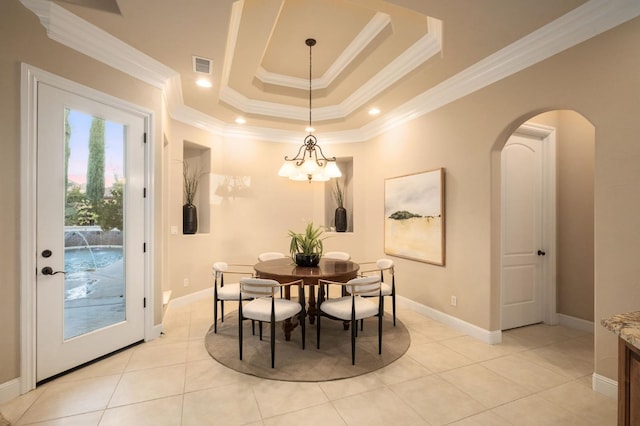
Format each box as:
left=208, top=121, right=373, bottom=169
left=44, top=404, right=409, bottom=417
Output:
left=19, top=63, right=156, bottom=393
left=500, top=122, right=557, bottom=329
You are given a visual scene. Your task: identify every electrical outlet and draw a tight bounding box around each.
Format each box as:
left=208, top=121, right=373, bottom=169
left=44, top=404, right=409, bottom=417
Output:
left=450, top=295, right=457, bottom=306
left=183, top=278, right=189, bottom=287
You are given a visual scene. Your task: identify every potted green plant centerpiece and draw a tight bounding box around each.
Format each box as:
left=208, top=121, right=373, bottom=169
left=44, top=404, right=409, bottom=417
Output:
left=288, top=222, right=325, bottom=267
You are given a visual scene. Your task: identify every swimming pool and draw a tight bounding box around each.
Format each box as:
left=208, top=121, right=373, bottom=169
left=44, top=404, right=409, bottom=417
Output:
left=64, top=246, right=123, bottom=274
left=63, top=246, right=125, bottom=338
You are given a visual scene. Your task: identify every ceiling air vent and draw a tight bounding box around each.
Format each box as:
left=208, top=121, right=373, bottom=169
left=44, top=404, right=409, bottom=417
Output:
left=192, top=56, right=212, bottom=74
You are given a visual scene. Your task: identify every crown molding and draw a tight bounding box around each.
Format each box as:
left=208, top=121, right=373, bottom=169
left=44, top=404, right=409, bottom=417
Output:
left=20, top=0, right=175, bottom=89
left=166, top=98, right=354, bottom=144
left=220, top=0, right=243, bottom=88
left=162, top=74, right=183, bottom=115
left=340, top=17, right=442, bottom=118
left=348, top=0, right=640, bottom=143
left=255, top=12, right=392, bottom=90
left=218, top=86, right=310, bottom=121
left=20, top=0, right=640, bottom=144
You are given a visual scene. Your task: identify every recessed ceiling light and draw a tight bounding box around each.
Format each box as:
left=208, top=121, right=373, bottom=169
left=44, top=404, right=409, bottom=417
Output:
left=235, top=117, right=246, bottom=124
left=196, top=78, right=212, bottom=88
left=368, top=107, right=381, bottom=115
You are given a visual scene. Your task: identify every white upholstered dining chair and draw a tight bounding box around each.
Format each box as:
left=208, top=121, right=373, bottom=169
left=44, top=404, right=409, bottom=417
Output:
left=316, top=275, right=382, bottom=365
left=257, top=252, right=286, bottom=261
left=212, top=261, right=254, bottom=333
left=238, top=277, right=305, bottom=368
left=319, top=251, right=351, bottom=296
left=360, top=258, right=396, bottom=326
left=323, top=251, right=351, bottom=261
left=256, top=252, right=287, bottom=296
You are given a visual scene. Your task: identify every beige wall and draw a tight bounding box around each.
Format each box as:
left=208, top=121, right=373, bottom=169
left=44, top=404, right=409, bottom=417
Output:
left=0, top=1, right=165, bottom=384
left=557, top=111, right=595, bottom=322
left=164, top=120, right=370, bottom=299
left=342, top=17, right=638, bottom=382
left=2, top=0, right=640, bottom=391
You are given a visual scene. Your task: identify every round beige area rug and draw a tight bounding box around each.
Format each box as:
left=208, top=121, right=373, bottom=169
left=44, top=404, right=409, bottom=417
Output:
left=205, top=312, right=410, bottom=381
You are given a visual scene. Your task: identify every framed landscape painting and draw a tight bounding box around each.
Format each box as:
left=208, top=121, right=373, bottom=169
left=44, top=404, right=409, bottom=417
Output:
left=384, top=168, right=445, bottom=265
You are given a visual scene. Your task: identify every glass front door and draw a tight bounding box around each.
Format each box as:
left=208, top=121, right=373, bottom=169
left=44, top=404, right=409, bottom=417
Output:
left=36, top=82, right=146, bottom=382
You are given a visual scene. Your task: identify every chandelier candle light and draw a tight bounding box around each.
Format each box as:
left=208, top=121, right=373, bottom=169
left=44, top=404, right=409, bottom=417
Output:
left=278, top=39, right=342, bottom=183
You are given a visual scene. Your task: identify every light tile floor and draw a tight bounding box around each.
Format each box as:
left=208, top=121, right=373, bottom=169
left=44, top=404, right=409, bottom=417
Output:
left=1, top=297, right=616, bottom=425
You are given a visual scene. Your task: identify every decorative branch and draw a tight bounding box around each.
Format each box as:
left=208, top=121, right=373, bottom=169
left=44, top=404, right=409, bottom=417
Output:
left=183, top=162, right=205, bottom=205
left=333, top=179, right=344, bottom=208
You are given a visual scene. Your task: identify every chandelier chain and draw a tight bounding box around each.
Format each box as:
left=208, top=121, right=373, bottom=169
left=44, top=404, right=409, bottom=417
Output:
left=309, top=39, right=312, bottom=132
left=278, top=38, right=340, bottom=182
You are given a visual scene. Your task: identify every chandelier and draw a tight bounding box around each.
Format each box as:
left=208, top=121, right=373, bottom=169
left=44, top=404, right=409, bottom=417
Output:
left=278, top=38, right=341, bottom=183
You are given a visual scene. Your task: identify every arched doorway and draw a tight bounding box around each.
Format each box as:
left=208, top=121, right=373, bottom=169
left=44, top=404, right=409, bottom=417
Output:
left=493, top=110, right=595, bottom=332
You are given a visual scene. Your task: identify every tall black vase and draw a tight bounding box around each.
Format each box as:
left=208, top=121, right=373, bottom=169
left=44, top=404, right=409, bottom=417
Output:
left=183, top=203, right=198, bottom=234
left=335, top=206, right=347, bottom=232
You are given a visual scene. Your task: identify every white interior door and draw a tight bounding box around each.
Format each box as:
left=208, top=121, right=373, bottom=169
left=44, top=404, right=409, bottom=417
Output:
left=36, top=82, right=146, bottom=382
left=501, top=130, right=550, bottom=330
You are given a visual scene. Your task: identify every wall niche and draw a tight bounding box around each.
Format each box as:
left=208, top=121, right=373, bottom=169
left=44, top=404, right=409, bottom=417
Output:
left=324, top=157, right=353, bottom=232
left=183, top=141, right=210, bottom=234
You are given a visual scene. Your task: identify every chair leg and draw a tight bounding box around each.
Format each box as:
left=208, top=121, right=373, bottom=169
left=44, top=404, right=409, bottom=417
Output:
left=300, top=285, right=306, bottom=350
left=316, top=307, right=321, bottom=349
left=252, top=320, right=255, bottom=335
left=351, top=318, right=356, bottom=365
left=390, top=275, right=396, bottom=326
left=270, top=318, right=276, bottom=368
left=238, top=311, right=243, bottom=361
left=213, top=299, right=218, bottom=333
left=351, top=299, right=357, bottom=365
left=270, top=299, right=276, bottom=368
left=378, top=299, right=383, bottom=354
left=301, top=314, right=306, bottom=350
left=378, top=312, right=383, bottom=354
left=392, top=293, right=396, bottom=327
left=259, top=321, right=263, bottom=340
left=316, top=285, right=322, bottom=350
left=221, top=300, right=225, bottom=323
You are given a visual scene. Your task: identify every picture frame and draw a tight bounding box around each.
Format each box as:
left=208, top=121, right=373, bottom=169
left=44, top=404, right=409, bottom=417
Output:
left=384, top=168, right=445, bottom=265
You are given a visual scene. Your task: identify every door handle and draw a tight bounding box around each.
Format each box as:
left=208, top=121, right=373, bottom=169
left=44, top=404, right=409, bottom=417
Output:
left=41, top=266, right=66, bottom=276
left=537, top=250, right=546, bottom=256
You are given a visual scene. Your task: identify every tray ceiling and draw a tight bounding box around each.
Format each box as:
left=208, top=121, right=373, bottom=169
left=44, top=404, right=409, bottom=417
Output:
left=21, top=0, right=640, bottom=142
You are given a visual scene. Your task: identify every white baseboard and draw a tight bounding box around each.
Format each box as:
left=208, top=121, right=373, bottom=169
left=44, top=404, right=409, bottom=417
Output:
left=397, top=298, right=618, bottom=400
left=169, top=288, right=502, bottom=344
left=165, top=291, right=595, bottom=347
left=397, top=296, right=502, bottom=344
left=166, top=287, right=211, bottom=310
left=592, top=373, right=617, bottom=399
left=162, top=290, right=172, bottom=306
left=146, top=324, right=163, bottom=341
left=557, top=313, right=594, bottom=333
left=0, top=378, right=21, bottom=405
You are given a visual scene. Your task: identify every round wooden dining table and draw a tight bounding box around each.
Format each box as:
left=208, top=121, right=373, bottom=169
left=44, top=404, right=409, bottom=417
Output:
left=254, top=257, right=360, bottom=340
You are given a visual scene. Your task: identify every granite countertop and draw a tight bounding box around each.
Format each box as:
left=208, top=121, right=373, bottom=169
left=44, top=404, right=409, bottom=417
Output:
left=601, top=311, right=640, bottom=349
